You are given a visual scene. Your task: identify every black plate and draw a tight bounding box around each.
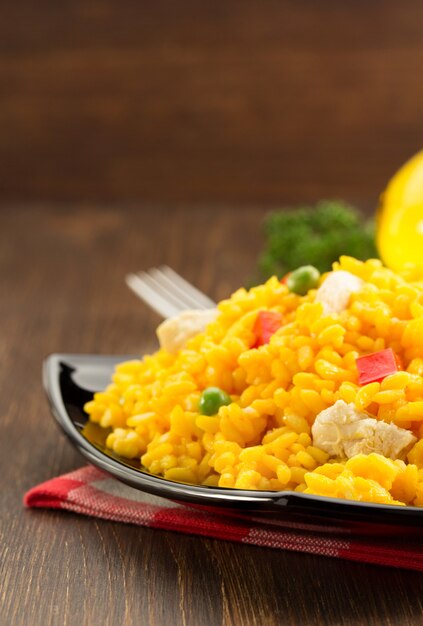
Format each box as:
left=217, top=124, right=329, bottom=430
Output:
left=43, top=353, right=423, bottom=535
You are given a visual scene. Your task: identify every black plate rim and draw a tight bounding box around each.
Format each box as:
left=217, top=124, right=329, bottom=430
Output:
left=43, top=352, right=423, bottom=522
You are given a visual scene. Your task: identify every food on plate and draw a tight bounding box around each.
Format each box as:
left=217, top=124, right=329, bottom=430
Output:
left=286, top=265, right=321, bottom=296
left=84, top=256, right=423, bottom=506
left=199, top=387, right=232, bottom=416
left=314, top=270, right=363, bottom=315
left=157, top=309, right=218, bottom=354
left=311, top=400, right=416, bottom=460
left=355, top=348, right=401, bottom=385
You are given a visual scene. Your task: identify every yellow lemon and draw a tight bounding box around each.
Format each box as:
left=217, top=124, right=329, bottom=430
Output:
left=377, top=151, right=423, bottom=271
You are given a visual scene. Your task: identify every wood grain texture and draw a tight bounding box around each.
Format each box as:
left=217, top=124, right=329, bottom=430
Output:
left=2, top=205, right=423, bottom=626
left=1, top=1, right=423, bottom=203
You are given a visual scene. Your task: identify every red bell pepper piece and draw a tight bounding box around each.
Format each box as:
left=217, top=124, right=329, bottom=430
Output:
left=253, top=311, right=282, bottom=347
left=280, top=273, right=291, bottom=285
left=356, top=348, right=401, bottom=386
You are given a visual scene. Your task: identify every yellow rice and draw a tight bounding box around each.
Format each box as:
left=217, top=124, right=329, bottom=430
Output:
left=84, top=256, right=423, bottom=506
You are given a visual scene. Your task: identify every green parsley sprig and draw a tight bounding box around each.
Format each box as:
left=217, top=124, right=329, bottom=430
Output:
left=258, top=200, right=377, bottom=280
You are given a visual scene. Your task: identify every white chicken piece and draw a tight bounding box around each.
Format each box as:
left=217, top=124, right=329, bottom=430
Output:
left=315, top=270, right=363, bottom=315
left=312, top=400, right=416, bottom=460
left=156, top=308, right=218, bottom=354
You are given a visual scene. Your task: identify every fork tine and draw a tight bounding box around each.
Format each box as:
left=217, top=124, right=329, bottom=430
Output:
left=148, top=267, right=213, bottom=310
left=125, top=273, right=183, bottom=318
left=159, top=266, right=216, bottom=309
left=136, top=271, right=194, bottom=312
left=126, top=266, right=216, bottom=319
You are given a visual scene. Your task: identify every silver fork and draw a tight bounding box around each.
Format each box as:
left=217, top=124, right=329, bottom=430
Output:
left=125, top=265, right=216, bottom=318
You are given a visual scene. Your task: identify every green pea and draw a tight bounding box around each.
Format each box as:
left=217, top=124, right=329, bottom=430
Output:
left=199, top=387, right=232, bottom=416
left=286, top=265, right=320, bottom=295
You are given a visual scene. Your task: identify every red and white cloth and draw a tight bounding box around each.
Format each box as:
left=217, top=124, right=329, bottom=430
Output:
left=24, top=465, right=423, bottom=571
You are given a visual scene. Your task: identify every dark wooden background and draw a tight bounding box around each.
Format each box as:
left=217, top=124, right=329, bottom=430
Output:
left=1, top=0, right=423, bottom=205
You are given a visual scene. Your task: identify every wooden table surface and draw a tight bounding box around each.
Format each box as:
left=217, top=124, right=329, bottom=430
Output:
left=3, top=205, right=423, bottom=626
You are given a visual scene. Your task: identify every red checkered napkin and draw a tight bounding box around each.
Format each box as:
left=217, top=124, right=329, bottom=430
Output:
left=24, top=465, right=423, bottom=571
